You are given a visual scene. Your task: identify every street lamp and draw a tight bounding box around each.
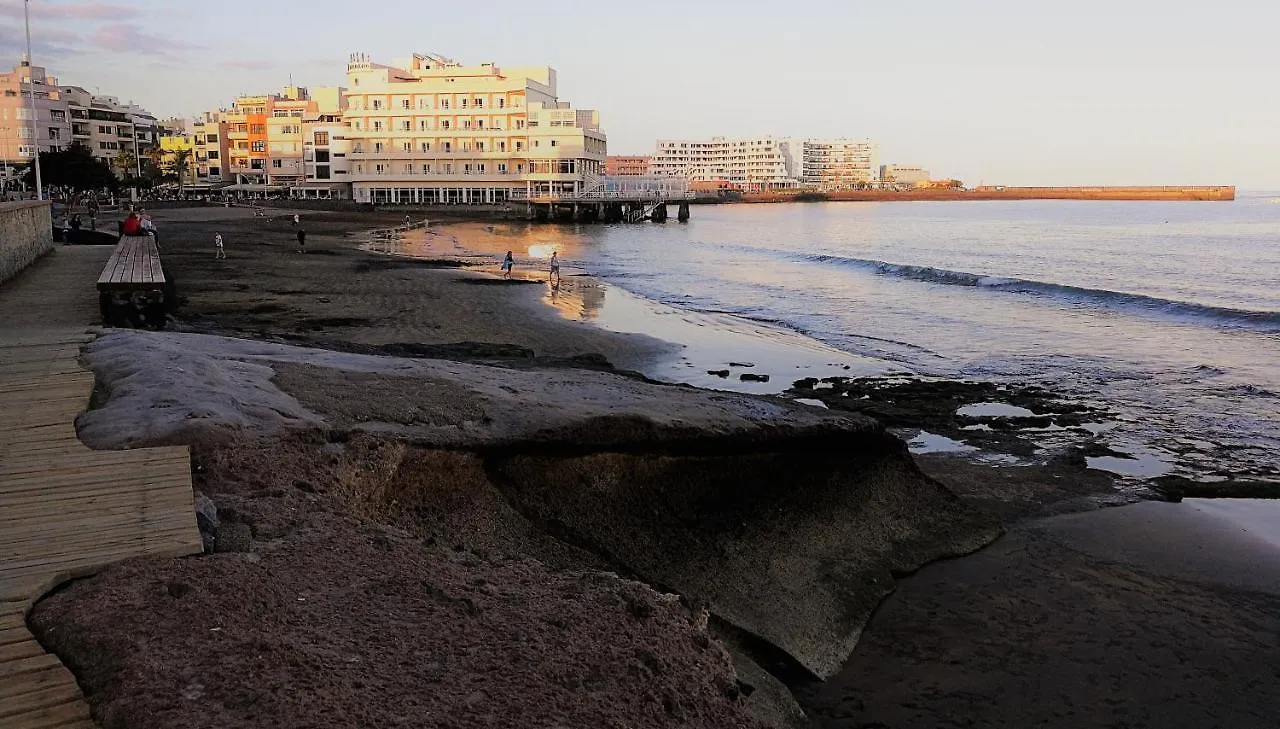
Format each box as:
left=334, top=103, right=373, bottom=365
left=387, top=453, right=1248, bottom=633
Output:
left=24, top=0, right=43, bottom=200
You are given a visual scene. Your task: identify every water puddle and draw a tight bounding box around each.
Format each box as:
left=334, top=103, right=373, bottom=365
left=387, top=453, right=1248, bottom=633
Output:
left=792, top=398, right=829, bottom=409
left=1086, top=453, right=1174, bottom=479
left=908, top=430, right=978, bottom=455
left=956, top=402, right=1037, bottom=418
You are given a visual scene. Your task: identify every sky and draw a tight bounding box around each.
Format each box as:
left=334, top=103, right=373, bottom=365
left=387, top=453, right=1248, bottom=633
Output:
left=2, top=0, right=1277, bottom=187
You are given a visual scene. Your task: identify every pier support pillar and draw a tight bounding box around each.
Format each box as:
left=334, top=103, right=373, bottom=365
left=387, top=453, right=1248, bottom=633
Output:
left=651, top=203, right=668, bottom=223
left=677, top=202, right=690, bottom=222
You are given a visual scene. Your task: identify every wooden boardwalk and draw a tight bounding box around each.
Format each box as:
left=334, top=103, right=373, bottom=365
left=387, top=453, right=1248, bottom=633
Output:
left=0, top=247, right=202, bottom=729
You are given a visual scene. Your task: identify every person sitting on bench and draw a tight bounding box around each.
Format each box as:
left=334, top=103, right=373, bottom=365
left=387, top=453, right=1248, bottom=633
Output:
left=121, top=212, right=143, bottom=236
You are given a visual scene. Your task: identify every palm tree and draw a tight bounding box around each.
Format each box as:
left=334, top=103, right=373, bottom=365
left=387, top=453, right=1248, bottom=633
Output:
left=167, top=148, right=193, bottom=191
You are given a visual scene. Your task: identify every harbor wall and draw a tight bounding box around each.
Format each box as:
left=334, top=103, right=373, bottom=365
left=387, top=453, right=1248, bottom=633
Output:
left=734, top=186, right=1236, bottom=204
left=0, top=201, right=54, bottom=286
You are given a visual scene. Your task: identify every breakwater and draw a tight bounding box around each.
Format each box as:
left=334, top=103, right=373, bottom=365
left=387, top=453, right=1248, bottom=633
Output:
left=734, top=186, right=1236, bottom=204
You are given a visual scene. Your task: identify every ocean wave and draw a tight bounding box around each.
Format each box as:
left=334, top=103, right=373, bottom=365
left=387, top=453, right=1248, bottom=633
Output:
left=801, top=254, right=1280, bottom=333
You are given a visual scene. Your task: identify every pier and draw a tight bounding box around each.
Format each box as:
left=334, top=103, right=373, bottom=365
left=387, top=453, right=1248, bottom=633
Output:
left=511, top=175, right=694, bottom=223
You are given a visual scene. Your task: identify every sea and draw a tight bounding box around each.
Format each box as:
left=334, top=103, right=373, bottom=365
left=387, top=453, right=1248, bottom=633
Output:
left=402, top=194, right=1280, bottom=482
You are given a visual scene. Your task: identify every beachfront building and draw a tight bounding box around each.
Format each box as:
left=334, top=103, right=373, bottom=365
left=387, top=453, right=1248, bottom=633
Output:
left=296, top=113, right=353, bottom=198
left=221, top=88, right=322, bottom=188
left=342, top=52, right=606, bottom=204
left=0, top=58, right=70, bottom=189
left=605, top=155, right=650, bottom=176
left=191, top=111, right=230, bottom=186
left=650, top=137, right=802, bottom=192
left=880, top=164, right=930, bottom=186
left=803, top=139, right=877, bottom=189
left=60, top=87, right=160, bottom=178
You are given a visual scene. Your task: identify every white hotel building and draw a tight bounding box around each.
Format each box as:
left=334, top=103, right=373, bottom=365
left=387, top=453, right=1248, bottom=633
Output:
left=651, top=136, right=878, bottom=191
left=343, top=53, right=606, bottom=205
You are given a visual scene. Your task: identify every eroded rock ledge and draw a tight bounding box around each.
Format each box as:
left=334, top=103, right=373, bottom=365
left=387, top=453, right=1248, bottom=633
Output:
left=42, top=331, right=1001, bottom=727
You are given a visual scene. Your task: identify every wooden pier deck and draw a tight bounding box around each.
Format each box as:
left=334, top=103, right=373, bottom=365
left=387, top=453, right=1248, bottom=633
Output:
left=0, top=247, right=202, bottom=729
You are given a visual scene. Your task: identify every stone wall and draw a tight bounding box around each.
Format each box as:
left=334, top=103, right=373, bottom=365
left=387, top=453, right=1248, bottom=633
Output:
left=0, top=201, right=53, bottom=285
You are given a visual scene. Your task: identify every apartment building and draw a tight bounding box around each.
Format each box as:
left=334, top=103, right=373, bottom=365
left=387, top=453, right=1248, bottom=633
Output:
left=191, top=111, right=230, bottom=185
left=880, top=164, right=930, bottom=185
left=297, top=113, right=353, bottom=198
left=343, top=52, right=606, bottom=204
left=0, top=59, right=70, bottom=183
left=650, top=137, right=802, bottom=192
left=802, top=139, right=877, bottom=189
left=60, top=87, right=160, bottom=176
left=605, top=155, right=650, bottom=176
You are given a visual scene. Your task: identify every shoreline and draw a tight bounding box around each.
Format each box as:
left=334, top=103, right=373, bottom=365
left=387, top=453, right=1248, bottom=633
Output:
left=724, top=185, right=1236, bottom=204
left=27, top=205, right=1280, bottom=729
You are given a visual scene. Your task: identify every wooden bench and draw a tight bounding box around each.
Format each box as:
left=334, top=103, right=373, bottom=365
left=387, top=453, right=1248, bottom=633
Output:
left=96, top=235, right=172, bottom=328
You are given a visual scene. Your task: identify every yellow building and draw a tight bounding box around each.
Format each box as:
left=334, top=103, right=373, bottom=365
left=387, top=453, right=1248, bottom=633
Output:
left=158, top=133, right=197, bottom=185
left=343, top=52, right=606, bottom=204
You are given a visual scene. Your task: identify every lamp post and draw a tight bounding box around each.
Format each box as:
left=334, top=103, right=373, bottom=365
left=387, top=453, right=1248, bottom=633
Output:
left=24, top=0, right=43, bottom=200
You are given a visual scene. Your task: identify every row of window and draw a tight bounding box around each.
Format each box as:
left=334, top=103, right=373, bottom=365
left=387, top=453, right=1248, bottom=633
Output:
left=356, top=96, right=519, bottom=111
left=358, top=162, right=519, bottom=175
left=354, top=117, right=526, bottom=132
left=352, top=139, right=563, bottom=154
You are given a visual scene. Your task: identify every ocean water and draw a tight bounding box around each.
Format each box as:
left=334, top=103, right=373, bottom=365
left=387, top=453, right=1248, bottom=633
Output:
left=408, top=195, right=1280, bottom=480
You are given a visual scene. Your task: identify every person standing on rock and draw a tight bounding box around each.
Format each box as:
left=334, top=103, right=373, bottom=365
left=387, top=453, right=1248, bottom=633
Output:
left=296, top=228, right=307, bottom=253
left=214, top=232, right=225, bottom=259
left=501, top=250, right=514, bottom=279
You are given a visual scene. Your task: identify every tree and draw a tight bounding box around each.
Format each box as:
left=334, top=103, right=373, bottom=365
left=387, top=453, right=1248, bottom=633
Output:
left=20, top=144, right=117, bottom=194
left=112, top=149, right=137, bottom=178
left=166, top=148, right=193, bottom=190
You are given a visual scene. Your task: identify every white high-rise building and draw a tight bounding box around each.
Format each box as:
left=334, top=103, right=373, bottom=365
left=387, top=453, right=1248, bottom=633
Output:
left=652, top=136, right=881, bottom=192
left=650, top=137, right=801, bottom=191
left=342, top=52, right=606, bottom=204
left=802, top=139, right=877, bottom=189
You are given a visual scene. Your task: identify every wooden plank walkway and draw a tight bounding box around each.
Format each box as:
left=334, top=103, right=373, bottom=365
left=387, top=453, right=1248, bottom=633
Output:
left=0, top=247, right=202, bottom=729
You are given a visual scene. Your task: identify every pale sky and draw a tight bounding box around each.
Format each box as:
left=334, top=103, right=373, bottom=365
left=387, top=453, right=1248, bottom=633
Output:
left=2, top=0, right=1277, bottom=187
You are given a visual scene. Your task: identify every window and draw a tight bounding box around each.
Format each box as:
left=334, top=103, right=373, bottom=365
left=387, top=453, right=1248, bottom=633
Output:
left=420, top=142, right=430, bottom=152
left=462, top=142, right=472, bottom=152
left=498, top=163, right=508, bottom=174
left=551, top=140, right=558, bottom=147
left=443, top=142, right=451, bottom=152
left=98, top=125, right=110, bottom=133
left=314, top=131, right=328, bottom=145
left=402, top=142, right=411, bottom=152
left=441, top=120, right=450, bottom=130
left=477, top=120, right=484, bottom=130
left=441, top=99, right=449, bottom=110
left=476, top=142, right=484, bottom=151
left=498, top=98, right=505, bottom=109
left=401, top=120, right=411, bottom=131
left=422, top=164, right=431, bottom=174
left=498, top=141, right=506, bottom=152
left=462, top=120, right=471, bottom=130
left=207, top=150, right=219, bottom=159
left=477, top=163, right=485, bottom=173
left=516, top=141, right=524, bottom=151
left=372, top=99, right=382, bottom=110
left=515, top=120, right=525, bottom=130
left=250, top=125, right=265, bottom=134
left=418, top=120, right=428, bottom=131
left=404, top=164, right=412, bottom=174
left=314, top=150, right=329, bottom=162
left=272, top=159, right=283, bottom=168
left=316, top=166, right=331, bottom=179
left=373, top=121, right=383, bottom=131
left=444, top=163, right=452, bottom=173
left=464, top=163, right=473, bottom=175
left=251, top=140, right=265, bottom=152
left=374, top=142, right=384, bottom=153
left=402, top=99, right=411, bottom=109
left=375, top=163, right=385, bottom=173
left=50, top=110, right=65, bottom=120
left=251, top=159, right=264, bottom=169
left=209, top=166, right=220, bottom=176
left=461, top=99, right=468, bottom=108
left=474, top=98, right=483, bottom=108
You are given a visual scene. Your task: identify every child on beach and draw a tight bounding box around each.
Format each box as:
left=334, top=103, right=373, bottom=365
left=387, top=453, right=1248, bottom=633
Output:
left=549, top=251, right=561, bottom=286
left=501, top=251, right=514, bottom=279
left=214, top=232, right=225, bottom=259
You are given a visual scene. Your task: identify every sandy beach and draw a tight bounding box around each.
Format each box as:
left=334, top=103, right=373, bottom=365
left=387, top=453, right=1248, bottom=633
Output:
left=26, top=205, right=1280, bottom=729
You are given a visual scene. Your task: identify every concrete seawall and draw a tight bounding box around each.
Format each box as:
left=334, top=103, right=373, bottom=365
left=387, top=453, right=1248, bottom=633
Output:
left=0, top=200, right=54, bottom=285
left=734, top=186, right=1236, bottom=204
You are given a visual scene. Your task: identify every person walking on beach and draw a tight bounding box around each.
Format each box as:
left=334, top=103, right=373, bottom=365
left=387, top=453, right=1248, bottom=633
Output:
left=292, top=213, right=300, bottom=227
left=501, top=250, right=514, bottom=279
left=549, top=251, right=561, bottom=287
left=214, top=232, right=225, bottom=259
left=296, top=228, right=307, bottom=253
